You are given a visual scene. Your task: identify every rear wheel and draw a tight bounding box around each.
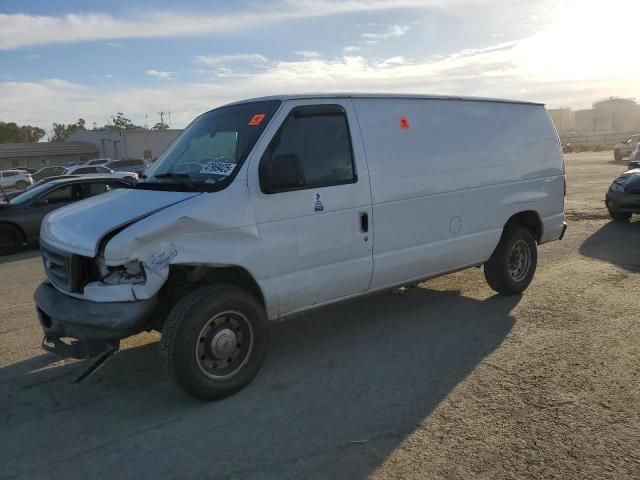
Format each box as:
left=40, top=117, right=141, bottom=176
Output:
left=160, top=284, right=268, bottom=400
left=0, top=224, right=23, bottom=256
left=614, top=149, right=622, bottom=161
left=608, top=209, right=631, bottom=222
left=484, top=225, right=537, bottom=295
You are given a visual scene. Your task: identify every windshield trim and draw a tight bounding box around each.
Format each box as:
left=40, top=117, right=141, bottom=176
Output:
left=138, top=100, right=283, bottom=193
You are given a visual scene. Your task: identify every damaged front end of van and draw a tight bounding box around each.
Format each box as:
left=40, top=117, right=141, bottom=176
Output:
left=35, top=190, right=197, bottom=360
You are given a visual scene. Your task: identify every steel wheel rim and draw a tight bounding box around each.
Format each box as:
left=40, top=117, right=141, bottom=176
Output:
left=508, top=240, right=531, bottom=282
left=195, top=310, right=254, bottom=380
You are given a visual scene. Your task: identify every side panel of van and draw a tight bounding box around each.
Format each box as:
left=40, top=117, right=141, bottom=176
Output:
left=353, top=98, right=564, bottom=290
left=247, top=99, right=373, bottom=316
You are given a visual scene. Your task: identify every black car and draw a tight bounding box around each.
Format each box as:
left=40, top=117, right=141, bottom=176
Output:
left=0, top=175, right=131, bottom=255
left=32, top=165, right=69, bottom=182
left=605, top=169, right=640, bottom=221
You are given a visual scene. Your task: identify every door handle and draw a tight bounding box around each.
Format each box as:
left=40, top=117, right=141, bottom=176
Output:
left=360, top=212, right=369, bottom=233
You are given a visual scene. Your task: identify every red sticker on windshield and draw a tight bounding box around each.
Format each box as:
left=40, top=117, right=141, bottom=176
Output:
left=248, top=114, right=266, bottom=126
left=399, top=116, right=410, bottom=130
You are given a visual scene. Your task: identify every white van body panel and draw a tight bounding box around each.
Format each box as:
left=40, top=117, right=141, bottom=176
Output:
left=40, top=189, right=201, bottom=257
left=351, top=98, right=564, bottom=289
left=247, top=98, right=373, bottom=316
left=38, top=93, right=564, bottom=323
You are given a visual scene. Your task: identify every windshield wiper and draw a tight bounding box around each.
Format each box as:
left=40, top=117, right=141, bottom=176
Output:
left=151, top=172, right=194, bottom=189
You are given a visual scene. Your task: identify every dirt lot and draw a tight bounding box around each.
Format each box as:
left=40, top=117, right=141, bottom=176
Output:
left=0, top=152, right=638, bottom=480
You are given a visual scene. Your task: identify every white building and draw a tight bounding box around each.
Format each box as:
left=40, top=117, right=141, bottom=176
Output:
left=67, top=129, right=182, bottom=161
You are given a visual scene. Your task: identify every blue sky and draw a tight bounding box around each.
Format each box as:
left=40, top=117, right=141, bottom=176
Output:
left=1, top=0, right=638, bottom=130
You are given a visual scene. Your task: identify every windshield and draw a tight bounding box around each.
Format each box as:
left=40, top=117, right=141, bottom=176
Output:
left=8, top=181, right=56, bottom=205
left=142, top=100, right=281, bottom=191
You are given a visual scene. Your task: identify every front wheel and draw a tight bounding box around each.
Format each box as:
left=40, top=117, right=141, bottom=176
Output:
left=0, top=224, right=23, bottom=256
left=159, top=284, right=268, bottom=400
left=484, top=225, right=537, bottom=295
left=608, top=209, right=631, bottom=222
left=614, top=149, right=622, bottom=161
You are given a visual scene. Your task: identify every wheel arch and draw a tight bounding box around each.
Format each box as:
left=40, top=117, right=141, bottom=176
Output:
left=0, top=221, right=27, bottom=244
left=163, top=263, right=267, bottom=309
left=503, top=210, right=543, bottom=244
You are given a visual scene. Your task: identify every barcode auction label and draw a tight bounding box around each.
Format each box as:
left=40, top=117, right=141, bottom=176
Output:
left=200, top=161, right=236, bottom=176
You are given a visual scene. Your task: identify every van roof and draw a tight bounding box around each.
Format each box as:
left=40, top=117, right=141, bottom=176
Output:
left=221, top=93, right=545, bottom=108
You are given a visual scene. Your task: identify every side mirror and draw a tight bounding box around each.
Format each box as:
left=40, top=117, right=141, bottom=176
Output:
left=32, top=198, right=49, bottom=207
left=260, top=153, right=305, bottom=193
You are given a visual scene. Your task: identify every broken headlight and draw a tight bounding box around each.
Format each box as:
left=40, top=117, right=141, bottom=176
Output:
left=97, top=257, right=146, bottom=285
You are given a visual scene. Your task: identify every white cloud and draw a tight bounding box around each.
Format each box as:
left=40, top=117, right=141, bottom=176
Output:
left=25, top=53, right=42, bottom=60
left=145, top=69, right=176, bottom=80
left=293, top=50, right=321, bottom=58
left=343, top=46, right=361, bottom=53
left=0, top=1, right=476, bottom=50
left=194, top=53, right=268, bottom=66
left=104, top=41, right=124, bottom=48
left=361, top=24, right=410, bottom=42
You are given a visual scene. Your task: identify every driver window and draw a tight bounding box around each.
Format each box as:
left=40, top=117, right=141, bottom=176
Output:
left=259, top=105, right=356, bottom=193
left=43, top=185, right=76, bottom=204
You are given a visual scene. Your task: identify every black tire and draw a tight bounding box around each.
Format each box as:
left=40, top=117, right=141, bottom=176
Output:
left=160, top=284, right=268, bottom=400
left=608, top=209, right=631, bottom=222
left=0, top=224, right=23, bottom=256
left=614, top=149, right=622, bottom=162
left=484, top=225, right=537, bottom=295
left=15, top=181, right=28, bottom=190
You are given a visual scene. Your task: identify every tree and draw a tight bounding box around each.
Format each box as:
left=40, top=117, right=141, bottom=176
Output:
left=0, top=122, right=46, bottom=144
left=48, top=118, right=87, bottom=142
left=110, top=112, right=142, bottom=131
left=152, top=122, right=169, bottom=130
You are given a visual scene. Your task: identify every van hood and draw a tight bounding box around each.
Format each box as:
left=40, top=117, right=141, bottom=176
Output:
left=41, top=188, right=200, bottom=257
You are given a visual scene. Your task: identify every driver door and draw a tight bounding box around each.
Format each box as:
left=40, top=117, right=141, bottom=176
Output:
left=248, top=99, right=373, bottom=317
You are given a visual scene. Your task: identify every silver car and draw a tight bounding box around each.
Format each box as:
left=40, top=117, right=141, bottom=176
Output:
left=614, top=134, right=640, bottom=161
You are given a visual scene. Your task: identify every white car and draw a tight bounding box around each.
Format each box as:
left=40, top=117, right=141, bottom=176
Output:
left=614, top=134, right=640, bottom=161
left=0, top=169, right=34, bottom=190
left=34, top=93, right=566, bottom=400
left=66, top=164, right=139, bottom=181
left=83, top=158, right=112, bottom=167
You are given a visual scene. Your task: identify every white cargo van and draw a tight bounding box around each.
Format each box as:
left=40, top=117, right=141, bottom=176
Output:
left=34, top=94, right=566, bottom=399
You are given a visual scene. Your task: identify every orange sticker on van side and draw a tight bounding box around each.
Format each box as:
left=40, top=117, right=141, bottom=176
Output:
left=248, top=114, right=266, bottom=126
left=399, top=116, right=410, bottom=130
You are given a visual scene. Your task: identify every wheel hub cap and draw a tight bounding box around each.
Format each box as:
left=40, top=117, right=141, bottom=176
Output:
left=211, top=329, right=237, bottom=359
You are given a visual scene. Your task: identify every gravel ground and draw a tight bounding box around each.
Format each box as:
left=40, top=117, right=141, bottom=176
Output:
left=0, top=152, right=638, bottom=479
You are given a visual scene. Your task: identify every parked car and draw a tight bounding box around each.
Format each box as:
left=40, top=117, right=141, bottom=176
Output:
left=0, top=169, right=34, bottom=190
left=627, top=142, right=640, bottom=169
left=105, top=159, right=149, bottom=176
left=32, top=166, right=69, bottom=182
left=83, top=158, right=112, bottom=167
left=605, top=169, right=640, bottom=221
left=4, top=171, right=137, bottom=200
left=0, top=175, right=132, bottom=255
left=67, top=165, right=139, bottom=182
left=15, top=167, right=38, bottom=174
left=613, top=134, right=640, bottom=161
left=34, top=94, right=566, bottom=400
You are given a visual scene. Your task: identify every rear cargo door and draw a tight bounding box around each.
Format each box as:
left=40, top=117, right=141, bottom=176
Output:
left=248, top=99, right=373, bottom=316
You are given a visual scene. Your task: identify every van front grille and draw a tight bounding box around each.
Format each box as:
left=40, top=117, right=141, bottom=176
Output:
left=41, top=244, right=94, bottom=293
